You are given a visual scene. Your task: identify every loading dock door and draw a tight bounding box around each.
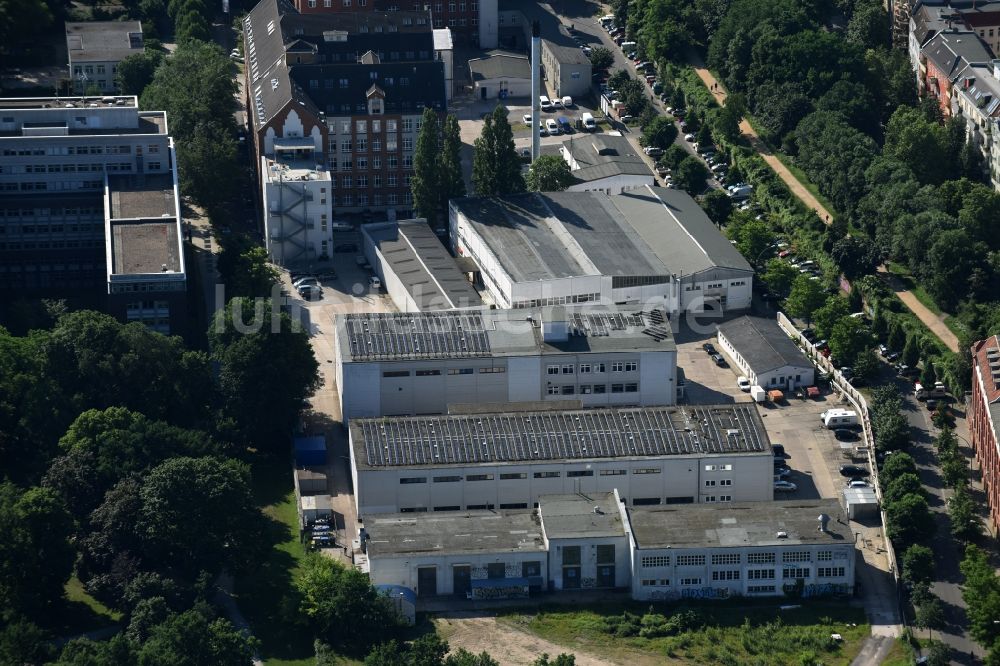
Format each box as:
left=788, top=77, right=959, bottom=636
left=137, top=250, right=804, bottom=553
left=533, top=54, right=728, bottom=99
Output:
left=453, top=565, right=471, bottom=596
left=417, top=566, right=438, bottom=597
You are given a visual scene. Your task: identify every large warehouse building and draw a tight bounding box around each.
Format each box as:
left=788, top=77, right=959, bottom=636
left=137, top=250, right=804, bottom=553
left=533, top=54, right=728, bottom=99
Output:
left=333, top=306, right=677, bottom=420
left=364, top=494, right=854, bottom=601
left=348, top=403, right=773, bottom=515
left=449, top=186, right=753, bottom=314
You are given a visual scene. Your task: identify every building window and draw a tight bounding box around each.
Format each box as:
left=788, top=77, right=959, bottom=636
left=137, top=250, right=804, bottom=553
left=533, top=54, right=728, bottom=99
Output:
left=433, top=506, right=460, bottom=511
left=382, top=370, right=409, bottom=377
left=712, top=553, right=740, bottom=565
left=624, top=361, right=638, bottom=371
left=466, top=503, right=494, bottom=510
left=679, top=577, right=702, bottom=586
left=705, top=480, right=716, bottom=487
left=783, top=551, right=811, bottom=563
left=399, top=477, right=427, bottom=484
left=566, top=470, right=593, bottom=477
left=415, top=369, right=441, bottom=376
left=547, top=365, right=560, bottom=375
left=433, top=475, right=461, bottom=482
left=641, top=555, right=670, bottom=567
left=817, top=567, right=846, bottom=578
left=499, top=502, right=528, bottom=509
left=783, top=568, right=810, bottom=579
left=747, top=552, right=776, bottom=564
left=562, top=546, right=581, bottom=565
left=534, top=471, right=560, bottom=478
left=599, top=469, right=626, bottom=476
left=675, top=555, right=705, bottom=566
left=592, top=384, right=606, bottom=393
left=402, top=137, right=413, bottom=150
left=611, top=362, right=624, bottom=372
left=447, top=368, right=474, bottom=375
left=720, top=479, right=732, bottom=486
left=611, top=384, right=624, bottom=393
left=499, top=472, right=527, bottom=480
left=466, top=474, right=494, bottom=481
left=712, top=570, right=740, bottom=581
left=579, top=363, right=591, bottom=373
left=479, top=367, right=506, bottom=373
left=633, top=468, right=660, bottom=474
left=561, top=364, right=574, bottom=374
left=560, top=385, right=575, bottom=395
left=632, top=497, right=661, bottom=505
left=747, top=569, right=776, bottom=580
left=817, top=551, right=833, bottom=561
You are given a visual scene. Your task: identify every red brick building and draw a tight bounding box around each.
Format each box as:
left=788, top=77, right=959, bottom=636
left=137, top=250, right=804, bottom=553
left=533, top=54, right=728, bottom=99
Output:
left=970, top=336, right=1000, bottom=534
left=920, top=28, right=992, bottom=117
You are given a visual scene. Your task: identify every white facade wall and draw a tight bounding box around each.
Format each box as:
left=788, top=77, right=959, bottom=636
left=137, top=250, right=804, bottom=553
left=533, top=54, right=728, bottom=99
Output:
left=473, top=76, right=532, bottom=99
left=369, top=551, right=548, bottom=596
left=716, top=332, right=814, bottom=390
left=545, top=535, right=631, bottom=590
left=337, top=348, right=678, bottom=422
left=680, top=274, right=752, bottom=313
left=627, top=543, right=855, bottom=601
left=352, top=452, right=774, bottom=515
left=262, top=165, right=334, bottom=266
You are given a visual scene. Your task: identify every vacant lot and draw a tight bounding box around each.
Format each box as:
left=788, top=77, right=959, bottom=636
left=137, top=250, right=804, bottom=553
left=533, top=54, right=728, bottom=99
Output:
left=455, top=600, right=871, bottom=666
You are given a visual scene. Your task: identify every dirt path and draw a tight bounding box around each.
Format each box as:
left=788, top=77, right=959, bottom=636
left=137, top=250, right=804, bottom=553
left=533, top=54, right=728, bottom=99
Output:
left=690, top=56, right=960, bottom=353
left=434, top=613, right=654, bottom=666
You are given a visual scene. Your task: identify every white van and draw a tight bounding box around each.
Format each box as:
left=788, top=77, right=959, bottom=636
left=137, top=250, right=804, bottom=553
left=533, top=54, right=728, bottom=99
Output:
left=621, top=41, right=637, bottom=51
left=581, top=112, right=596, bottom=131
left=600, top=14, right=615, bottom=23
left=820, top=409, right=859, bottom=429
left=539, top=95, right=553, bottom=112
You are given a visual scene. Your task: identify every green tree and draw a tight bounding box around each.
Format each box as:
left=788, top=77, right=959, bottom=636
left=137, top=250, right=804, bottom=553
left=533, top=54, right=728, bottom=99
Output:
left=174, top=10, right=211, bottom=44
left=696, top=123, right=712, bottom=148
left=0, top=617, right=53, bottom=665
left=674, top=155, right=709, bottom=194
left=445, top=650, right=501, bottom=666
left=208, top=298, right=320, bottom=455
left=0, top=484, right=75, bottom=619
left=472, top=106, right=524, bottom=197
left=526, top=155, right=575, bottom=192
left=135, top=606, right=257, bottom=666
left=885, top=492, right=936, bottom=548
left=812, top=296, right=850, bottom=340
left=52, top=635, right=134, bottom=665
left=589, top=47, right=614, bottom=70
left=902, top=544, right=935, bottom=587
left=881, top=451, right=918, bottom=481
left=660, top=144, right=690, bottom=171
left=412, top=108, right=442, bottom=223
left=853, top=348, right=879, bottom=382
left=921, top=359, right=937, bottom=387
left=616, top=79, right=648, bottom=119
left=761, top=259, right=799, bottom=296
left=785, top=275, right=826, bottom=324
left=641, top=116, right=678, bottom=149
left=914, top=592, right=946, bottom=638
left=116, top=50, right=165, bottom=96
left=923, top=640, right=951, bottom=666
left=295, top=554, right=401, bottom=650
left=874, top=410, right=909, bottom=453
left=176, top=120, right=241, bottom=214
left=728, top=217, right=774, bottom=266
left=887, top=321, right=906, bottom=353
left=846, top=0, right=888, bottom=49
left=532, top=654, right=576, bottom=666
left=882, top=473, right=923, bottom=505
left=0, top=0, right=53, bottom=52
left=830, top=236, right=880, bottom=281
left=962, top=545, right=1000, bottom=648
left=699, top=190, right=733, bottom=224
left=902, top=335, right=920, bottom=369
left=608, top=69, right=631, bottom=92
left=437, top=114, right=466, bottom=218
left=222, top=245, right=279, bottom=298
left=828, top=316, right=871, bottom=366
left=941, top=455, right=969, bottom=488
left=950, top=483, right=982, bottom=542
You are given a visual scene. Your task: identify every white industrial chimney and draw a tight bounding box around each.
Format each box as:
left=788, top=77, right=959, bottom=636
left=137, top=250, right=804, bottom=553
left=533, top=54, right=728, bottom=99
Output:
left=531, top=20, right=541, bottom=162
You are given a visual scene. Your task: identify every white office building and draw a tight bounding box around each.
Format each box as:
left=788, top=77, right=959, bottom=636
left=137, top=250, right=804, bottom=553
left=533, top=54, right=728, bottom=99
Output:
left=716, top=316, right=815, bottom=391
left=348, top=403, right=773, bottom=515
left=364, top=494, right=855, bottom=601
left=449, top=187, right=753, bottom=314
left=333, top=306, right=678, bottom=421
left=262, top=146, right=333, bottom=266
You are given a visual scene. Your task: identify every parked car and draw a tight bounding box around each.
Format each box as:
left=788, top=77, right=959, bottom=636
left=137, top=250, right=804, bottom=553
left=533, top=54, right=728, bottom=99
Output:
left=292, top=276, right=319, bottom=288
left=839, top=464, right=869, bottom=477
left=643, top=146, right=664, bottom=156
left=801, top=328, right=816, bottom=341
left=684, top=133, right=696, bottom=142
left=712, top=354, right=728, bottom=367
left=296, top=284, right=322, bottom=300
left=369, top=276, right=382, bottom=290
left=561, top=96, right=574, bottom=108
left=522, top=113, right=532, bottom=124
left=702, top=342, right=717, bottom=354
left=545, top=118, right=560, bottom=135
left=846, top=479, right=870, bottom=489
left=737, top=376, right=751, bottom=391
left=834, top=429, right=859, bottom=442
left=774, top=465, right=792, bottom=479
left=774, top=480, right=798, bottom=492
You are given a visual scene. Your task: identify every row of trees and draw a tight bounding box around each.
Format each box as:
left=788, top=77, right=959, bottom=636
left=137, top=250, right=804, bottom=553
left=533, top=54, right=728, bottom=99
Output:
left=412, top=108, right=466, bottom=225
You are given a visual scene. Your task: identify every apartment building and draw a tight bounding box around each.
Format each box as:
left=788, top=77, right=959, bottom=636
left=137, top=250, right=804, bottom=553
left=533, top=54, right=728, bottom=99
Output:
left=449, top=187, right=753, bottom=314
left=66, top=21, right=145, bottom=94
left=954, top=62, right=1000, bottom=189
left=920, top=28, right=992, bottom=117
left=0, top=96, right=187, bottom=333
left=333, top=306, right=678, bottom=420
left=243, top=0, right=450, bottom=262
left=364, top=494, right=854, bottom=601
left=349, top=404, right=773, bottom=515
left=970, top=336, right=1000, bottom=534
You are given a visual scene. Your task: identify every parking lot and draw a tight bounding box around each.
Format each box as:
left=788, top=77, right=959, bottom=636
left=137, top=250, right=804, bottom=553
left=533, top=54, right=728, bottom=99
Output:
left=674, top=321, right=868, bottom=503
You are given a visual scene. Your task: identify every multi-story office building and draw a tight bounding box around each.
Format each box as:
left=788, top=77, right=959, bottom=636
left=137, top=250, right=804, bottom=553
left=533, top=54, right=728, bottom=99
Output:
left=243, top=0, right=451, bottom=261
left=349, top=403, right=773, bottom=515
left=449, top=187, right=753, bottom=314
left=333, top=306, right=678, bottom=420
left=0, top=96, right=187, bottom=333
left=364, top=494, right=854, bottom=601
left=66, top=21, right=145, bottom=94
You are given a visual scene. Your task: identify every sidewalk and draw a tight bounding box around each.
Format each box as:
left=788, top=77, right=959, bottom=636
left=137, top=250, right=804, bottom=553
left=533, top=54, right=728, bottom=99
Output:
left=688, top=55, right=959, bottom=354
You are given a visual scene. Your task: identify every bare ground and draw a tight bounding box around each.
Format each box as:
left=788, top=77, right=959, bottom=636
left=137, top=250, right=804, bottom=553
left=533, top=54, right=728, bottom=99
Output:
left=433, top=613, right=666, bottom=666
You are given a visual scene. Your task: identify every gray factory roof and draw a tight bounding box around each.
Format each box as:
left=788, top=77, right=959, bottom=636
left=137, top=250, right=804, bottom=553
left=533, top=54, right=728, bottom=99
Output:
left=108, top=174, right=176, bottom=220
left=542, top=38, right=591, bottom=65
left=450, top=187, right=751, bottom=284
left=561, top=134, right=655, bottom=182
left=66, top=21, right=144, bottom=63
left=363, top=220, right=482, bottom=310
left=468, top=52, right=531, bottom=82
left=717, top=316, right=812, bottom=375
left=350, top=404, right=769, bottom=469
left=110, top=220, right=181, bottom=275
left=539, top=492, right=625, bottom=539
left=336, top=306, right=674, bottom=362
left=628, top=499, right=850, bottom=549
left=364, top=510, right=546, bottom=556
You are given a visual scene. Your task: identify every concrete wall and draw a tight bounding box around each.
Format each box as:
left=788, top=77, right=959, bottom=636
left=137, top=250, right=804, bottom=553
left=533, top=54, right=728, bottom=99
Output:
left=545, top=535, right=630, bottom=590
left=352, top=452, right=774, bottom=515
left=472, top=76, right=532, bottom=99
left=369, top=550, right=547, bottom=596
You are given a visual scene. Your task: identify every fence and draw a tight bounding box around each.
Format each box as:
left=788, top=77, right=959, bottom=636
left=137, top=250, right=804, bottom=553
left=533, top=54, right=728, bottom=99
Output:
left=775, top=312, right=903, bottom=613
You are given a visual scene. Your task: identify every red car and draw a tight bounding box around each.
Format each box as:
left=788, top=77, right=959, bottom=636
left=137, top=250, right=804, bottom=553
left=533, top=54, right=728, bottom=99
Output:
left=778, top=249, right=792, bottom=258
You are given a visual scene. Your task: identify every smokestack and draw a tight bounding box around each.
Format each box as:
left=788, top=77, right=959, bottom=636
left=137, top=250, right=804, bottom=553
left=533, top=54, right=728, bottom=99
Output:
left=531, top=20, right=541, bottom=162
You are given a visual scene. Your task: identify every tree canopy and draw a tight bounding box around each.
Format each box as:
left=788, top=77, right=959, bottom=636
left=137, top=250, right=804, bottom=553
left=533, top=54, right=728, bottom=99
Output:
left=526, top=155, right=575, bottom=192
left=472, top=107, right=525, bottom=197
